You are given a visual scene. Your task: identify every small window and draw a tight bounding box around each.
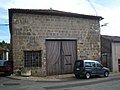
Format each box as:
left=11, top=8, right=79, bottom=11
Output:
left=24, top=51, right=42, bottom=67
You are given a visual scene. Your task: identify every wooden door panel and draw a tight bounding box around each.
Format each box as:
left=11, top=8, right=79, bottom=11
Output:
left=46, top=41, right=61, bottom=75
left=62, top=41, right=76, bottom=74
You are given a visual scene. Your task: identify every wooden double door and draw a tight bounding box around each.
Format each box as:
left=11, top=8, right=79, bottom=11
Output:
left=46, top=40, right=77, bottom=75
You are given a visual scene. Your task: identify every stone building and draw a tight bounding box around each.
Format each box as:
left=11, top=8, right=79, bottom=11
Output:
left=9, top=9, right=103, bottom=76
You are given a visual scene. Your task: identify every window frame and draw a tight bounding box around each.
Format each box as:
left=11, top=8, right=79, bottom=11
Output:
left=24, top=50, right=42, bottom=67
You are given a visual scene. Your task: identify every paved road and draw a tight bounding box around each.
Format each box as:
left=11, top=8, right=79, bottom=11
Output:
left=50, top=80, right=120, bottom=90
left=0, top=74, right=120, bottom=90
left=44, top=76, right=120, bottom=90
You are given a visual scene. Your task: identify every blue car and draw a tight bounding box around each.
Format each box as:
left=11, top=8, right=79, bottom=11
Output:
left=74, top=60, right=109, bottom=79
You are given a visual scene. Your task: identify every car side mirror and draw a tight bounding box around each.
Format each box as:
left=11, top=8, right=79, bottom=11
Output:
left=101, top=66, right=103, bottom=68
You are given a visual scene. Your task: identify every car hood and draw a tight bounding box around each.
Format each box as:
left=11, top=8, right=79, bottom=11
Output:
left=103, top=67, right=109, bottom=71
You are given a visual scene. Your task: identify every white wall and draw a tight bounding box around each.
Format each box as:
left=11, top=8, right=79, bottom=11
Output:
left=112, top=42, right=120, bottom=72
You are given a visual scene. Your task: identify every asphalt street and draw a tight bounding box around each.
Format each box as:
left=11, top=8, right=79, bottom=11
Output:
left=0, top=74, right=120, bottom=90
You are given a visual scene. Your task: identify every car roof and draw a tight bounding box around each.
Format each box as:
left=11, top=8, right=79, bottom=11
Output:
left=76, top=60, right=99, bottom=63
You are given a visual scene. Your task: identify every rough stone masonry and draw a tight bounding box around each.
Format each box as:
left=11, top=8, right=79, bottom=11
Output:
left=9, top=9, right=103, bottom=76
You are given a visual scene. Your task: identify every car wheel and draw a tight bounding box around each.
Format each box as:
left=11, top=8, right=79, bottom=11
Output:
left=85, top=72, right=91, bottom=79
left=104, top=71, right=109, bottom=77
left=75, top=75, right=80, bottom=79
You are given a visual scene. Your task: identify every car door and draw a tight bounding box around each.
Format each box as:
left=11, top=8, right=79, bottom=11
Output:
left=91, top=62, right=97, bottom=75
left=84, top=62, right=97, bottom=75
left=96, top=62, right=104, bottom=75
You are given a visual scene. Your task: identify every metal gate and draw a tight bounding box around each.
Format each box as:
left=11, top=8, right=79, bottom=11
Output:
left=46, top=40, right=77, bottom=75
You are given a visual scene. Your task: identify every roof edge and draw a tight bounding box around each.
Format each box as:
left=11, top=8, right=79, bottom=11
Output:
left=9, top=8, right=103, bottom=20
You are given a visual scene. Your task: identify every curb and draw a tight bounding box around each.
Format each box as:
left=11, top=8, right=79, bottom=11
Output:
left=7, top=72, right=120, bottom=81
left=6, top=76, right=21, bottom=80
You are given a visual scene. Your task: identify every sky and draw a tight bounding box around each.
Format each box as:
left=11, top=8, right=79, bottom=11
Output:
left=0, top=0, right=120, bottom=43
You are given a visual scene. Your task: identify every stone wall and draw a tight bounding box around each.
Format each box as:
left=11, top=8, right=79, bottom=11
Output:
left=11, top=13, right=100, bottom=76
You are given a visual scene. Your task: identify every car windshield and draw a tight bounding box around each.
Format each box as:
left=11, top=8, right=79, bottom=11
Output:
left=0, top=61, right=4, bottom=66
left=0, top=61, right=9, bottom=66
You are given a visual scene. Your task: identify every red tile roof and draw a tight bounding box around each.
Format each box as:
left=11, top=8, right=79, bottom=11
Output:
left=0, top=47, right=9, bottom=51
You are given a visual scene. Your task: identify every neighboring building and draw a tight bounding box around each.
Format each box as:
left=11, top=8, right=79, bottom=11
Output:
left=0, top=47, right=9, bottom=60
left=9, top=9, right=103, bottom=76
left=101, top=35, right=120, bottom=72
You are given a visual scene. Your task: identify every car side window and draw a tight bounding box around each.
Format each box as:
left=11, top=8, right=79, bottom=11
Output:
left=85, top=62, right=92, bottom=67
left=85, top=62, right=96, bottom=68
left=96, top=63, right=102, bottom=68
left=91, top=62, right=96, bottom=67
left=85, top=62, right=94, bottom=67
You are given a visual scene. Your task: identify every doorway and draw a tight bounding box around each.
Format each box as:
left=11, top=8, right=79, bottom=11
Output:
left=46, top=40, right=77, bottom=75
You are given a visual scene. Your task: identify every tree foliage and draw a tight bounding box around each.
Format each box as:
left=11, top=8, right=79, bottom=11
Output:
left=0, top=40, right=10, bottom=49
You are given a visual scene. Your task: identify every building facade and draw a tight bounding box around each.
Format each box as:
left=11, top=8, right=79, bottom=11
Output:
left=101, top=35, right=120, bottom=72
left=112, top=42, right=120, bottom=72
left=9, top=9, right=103, bottom=76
